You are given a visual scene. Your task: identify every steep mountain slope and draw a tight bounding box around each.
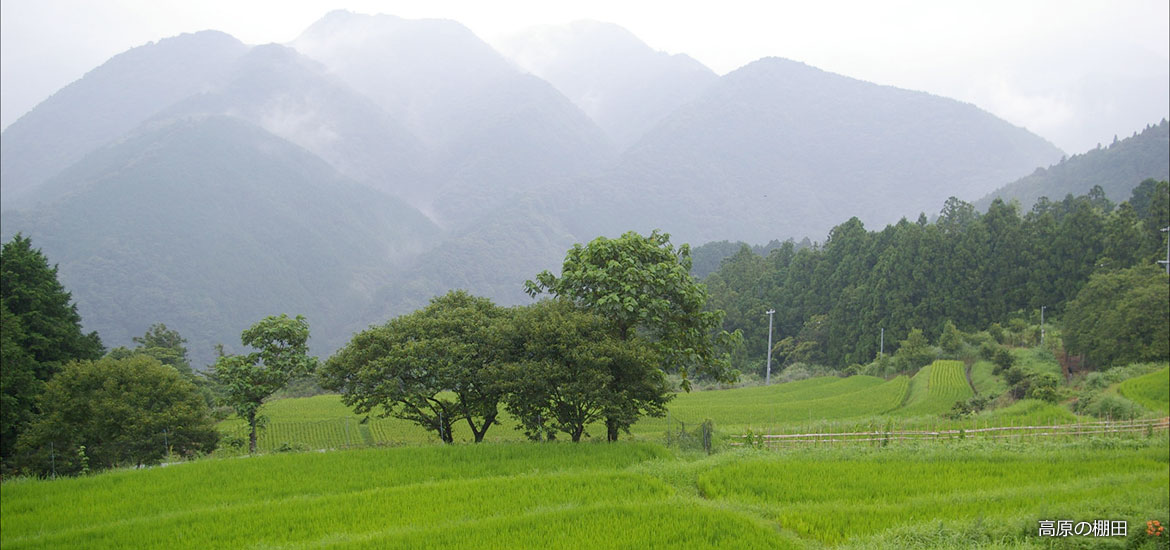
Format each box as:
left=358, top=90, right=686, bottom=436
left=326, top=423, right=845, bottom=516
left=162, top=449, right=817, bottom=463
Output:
left=592, top=57, right=1066, bottom=244
left=369, top=57, right=1068, bottom=311
left=976, top=119, right=1169, bottom=210
left=1, top=116, right=438, bottom=366
left=157, top=43, right=431, bottom=207
left=0, top=31, right=248, bottom=207
left=290, top=11, right=614, bottom=227
left=497, top=20, right=718, bottom=149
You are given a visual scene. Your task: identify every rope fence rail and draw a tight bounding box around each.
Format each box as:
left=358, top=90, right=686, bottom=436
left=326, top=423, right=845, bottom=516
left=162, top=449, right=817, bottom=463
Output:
left=733, top=417, right=1170, bottom=447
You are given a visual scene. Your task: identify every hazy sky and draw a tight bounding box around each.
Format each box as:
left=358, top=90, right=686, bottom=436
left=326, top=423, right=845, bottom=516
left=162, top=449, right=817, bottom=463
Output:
left=2, top=0, right=1167, bottom=154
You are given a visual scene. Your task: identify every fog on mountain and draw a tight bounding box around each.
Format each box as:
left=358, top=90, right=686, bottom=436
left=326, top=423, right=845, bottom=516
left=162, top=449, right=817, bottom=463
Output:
left=1, top=11, right=1165, bottom=368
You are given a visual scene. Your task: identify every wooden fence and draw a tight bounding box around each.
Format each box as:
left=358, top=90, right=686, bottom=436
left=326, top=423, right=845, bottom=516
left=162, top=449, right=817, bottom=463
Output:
left=735, top=417, right=1170, bottom=447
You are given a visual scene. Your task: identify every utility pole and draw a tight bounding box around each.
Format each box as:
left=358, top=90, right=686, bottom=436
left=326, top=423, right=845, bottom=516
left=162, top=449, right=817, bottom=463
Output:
left=879, top=328, right=885, bottom=358
left=1160, top=227, right=1169, bottom=275
left=765, top=309, right=776, bottom=385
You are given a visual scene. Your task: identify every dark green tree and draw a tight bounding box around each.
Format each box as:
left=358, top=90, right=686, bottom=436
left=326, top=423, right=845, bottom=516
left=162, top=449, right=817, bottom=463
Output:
left=213, top=314, right=316, bottom=453
left=1, top=235, right=103, bottom=468
left=1062, top=265, right=1169, bottom=368
left=1, top=304, right=39, bottom=468
left=525, top=230, right=736, bottom=441
left=15, top=355, right=218, bottom=476
left=107, top=323, right=193, bottom=377
left=893, top=328, right=935, bottom=372
left=321, top=291, right=507, bottom=443
left=497, top=300, right=670, bottom=442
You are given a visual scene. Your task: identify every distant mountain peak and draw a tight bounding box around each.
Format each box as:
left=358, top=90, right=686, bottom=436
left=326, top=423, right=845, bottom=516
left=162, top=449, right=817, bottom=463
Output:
left=496, top=20, right=716, bottom=148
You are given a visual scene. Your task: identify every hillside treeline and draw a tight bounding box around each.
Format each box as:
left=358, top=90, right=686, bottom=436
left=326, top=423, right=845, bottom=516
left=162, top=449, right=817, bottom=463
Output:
left=707, top=179, right=1170, bottom=371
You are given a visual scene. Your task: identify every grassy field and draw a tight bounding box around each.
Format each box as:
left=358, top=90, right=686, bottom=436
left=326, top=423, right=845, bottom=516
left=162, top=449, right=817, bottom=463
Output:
left=220, top=359, right=1157, bottom=451
left=3, top=438, right=1167, bottom=549
left=969, top=360, right=1008, bottom=396
left=1118, top=366, right=1170, bottom=415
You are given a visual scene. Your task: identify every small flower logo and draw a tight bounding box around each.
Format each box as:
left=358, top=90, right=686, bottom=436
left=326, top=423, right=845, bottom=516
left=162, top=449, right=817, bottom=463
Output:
left=1147, top=520, right=1164, bottom=536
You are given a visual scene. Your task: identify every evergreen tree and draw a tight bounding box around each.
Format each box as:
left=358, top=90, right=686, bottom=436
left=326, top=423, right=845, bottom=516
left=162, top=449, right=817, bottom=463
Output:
left=1, top=235, right=103, bottom=468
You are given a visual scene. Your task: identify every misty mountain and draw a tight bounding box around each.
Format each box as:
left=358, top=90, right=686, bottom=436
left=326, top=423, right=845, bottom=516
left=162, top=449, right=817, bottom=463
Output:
left=367, top=57, right=1066, bottom=311
left=976, top=119, right=1169, bottom=211
left=1, top=14, right=1078, bottom=363
left=0, top=31, right=248, bottom=207
left=600, top=57, right=1065, bottom=244
left=291, top=11, right=614, bottom=227
left=1, top=116, right=438, bottom=366
left=155, top=43, right=430, bottom=206
left=497, top=20, right=718, bottom=149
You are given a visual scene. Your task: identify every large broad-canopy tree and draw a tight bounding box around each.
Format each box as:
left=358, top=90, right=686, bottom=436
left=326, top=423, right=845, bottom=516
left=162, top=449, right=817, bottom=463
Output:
left=321, top=291, right=508, bottom=443
left=1063, top=265, right=1169, bottom=368
left=213, top=314, right=317, bottom=453
left=15, top=355, right=218, bottom=476
left=525, top=230, right=736, bottom=441
left=1, top=234, right=103, bottom=469
left=497, top=299, right=670, bottom=442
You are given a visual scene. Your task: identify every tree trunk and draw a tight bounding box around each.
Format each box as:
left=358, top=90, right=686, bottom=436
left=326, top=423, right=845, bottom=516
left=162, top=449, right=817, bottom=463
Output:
left=248, top=412, right=258, bottom=454
left=468, top=414, right=496, bottom=443
left=606, top=417, right=619, bottom=442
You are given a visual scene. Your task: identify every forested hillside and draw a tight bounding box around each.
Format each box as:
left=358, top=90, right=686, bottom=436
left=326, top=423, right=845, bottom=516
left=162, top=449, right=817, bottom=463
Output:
left=977, top=119, right=1169, bottom=210
left=2, top=117, right=437, bottom=366
left=706, top=182, right=1170, bottom=370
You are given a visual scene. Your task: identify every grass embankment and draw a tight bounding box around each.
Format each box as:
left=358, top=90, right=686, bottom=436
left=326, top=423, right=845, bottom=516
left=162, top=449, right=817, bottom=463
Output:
left=4, top=437, right=1167, bottom=549
left=1118, top=366, right=1170, bottom=416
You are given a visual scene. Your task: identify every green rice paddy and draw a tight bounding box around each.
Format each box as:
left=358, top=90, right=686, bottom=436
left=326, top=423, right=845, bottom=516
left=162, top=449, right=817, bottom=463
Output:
left=3, top=438, right=1166, bottom=549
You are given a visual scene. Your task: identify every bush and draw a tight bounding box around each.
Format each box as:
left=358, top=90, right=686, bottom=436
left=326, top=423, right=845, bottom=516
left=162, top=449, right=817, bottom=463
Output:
left=1004, top=367, right=1060, bottom=403
left=777, top=363, right=813, bottom=383
left=992, top=347, right=1016, bottom=374
left=1076, top=394, right=1144, bottom=420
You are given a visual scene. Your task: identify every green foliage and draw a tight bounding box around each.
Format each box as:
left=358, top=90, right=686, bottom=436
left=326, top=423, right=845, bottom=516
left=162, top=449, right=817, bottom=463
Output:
left=1063, top=265, right=1170, bottom=368
left=704, top=182, right=1169, bottom=373
left=496, top=300, right=671, bottom=442
left=894, top=329, right=936, bottom=372
left=321, top=291, right=508, bottom=443
left=1003, top=366, right=1060, bottom=403
left=944, top=395, right=990, bottom=420
left=213, top=314, right=316, bottom=452
left=1, top=234, right=103, bottom=469
left=1075, top=393, right=1145, bottom=421
left=991, top=346, right=1016, bottom=374
left=526, top=230, right=735, bottom=385
left=978, top=120, right=1169, bottom=211
left=937, top=320, right=964, bottom=355
left=14, top=355, right=218, bottom=476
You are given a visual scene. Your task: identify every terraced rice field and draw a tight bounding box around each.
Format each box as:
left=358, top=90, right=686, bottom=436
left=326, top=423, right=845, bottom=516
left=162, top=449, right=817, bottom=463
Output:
left=1118, top=366, right=1170, bottom=415
left=696, top=440, right=1170, bottom=547
left=892, top=361, right=974, bottom=417
left=4, top=438, right=1167, bottom=549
